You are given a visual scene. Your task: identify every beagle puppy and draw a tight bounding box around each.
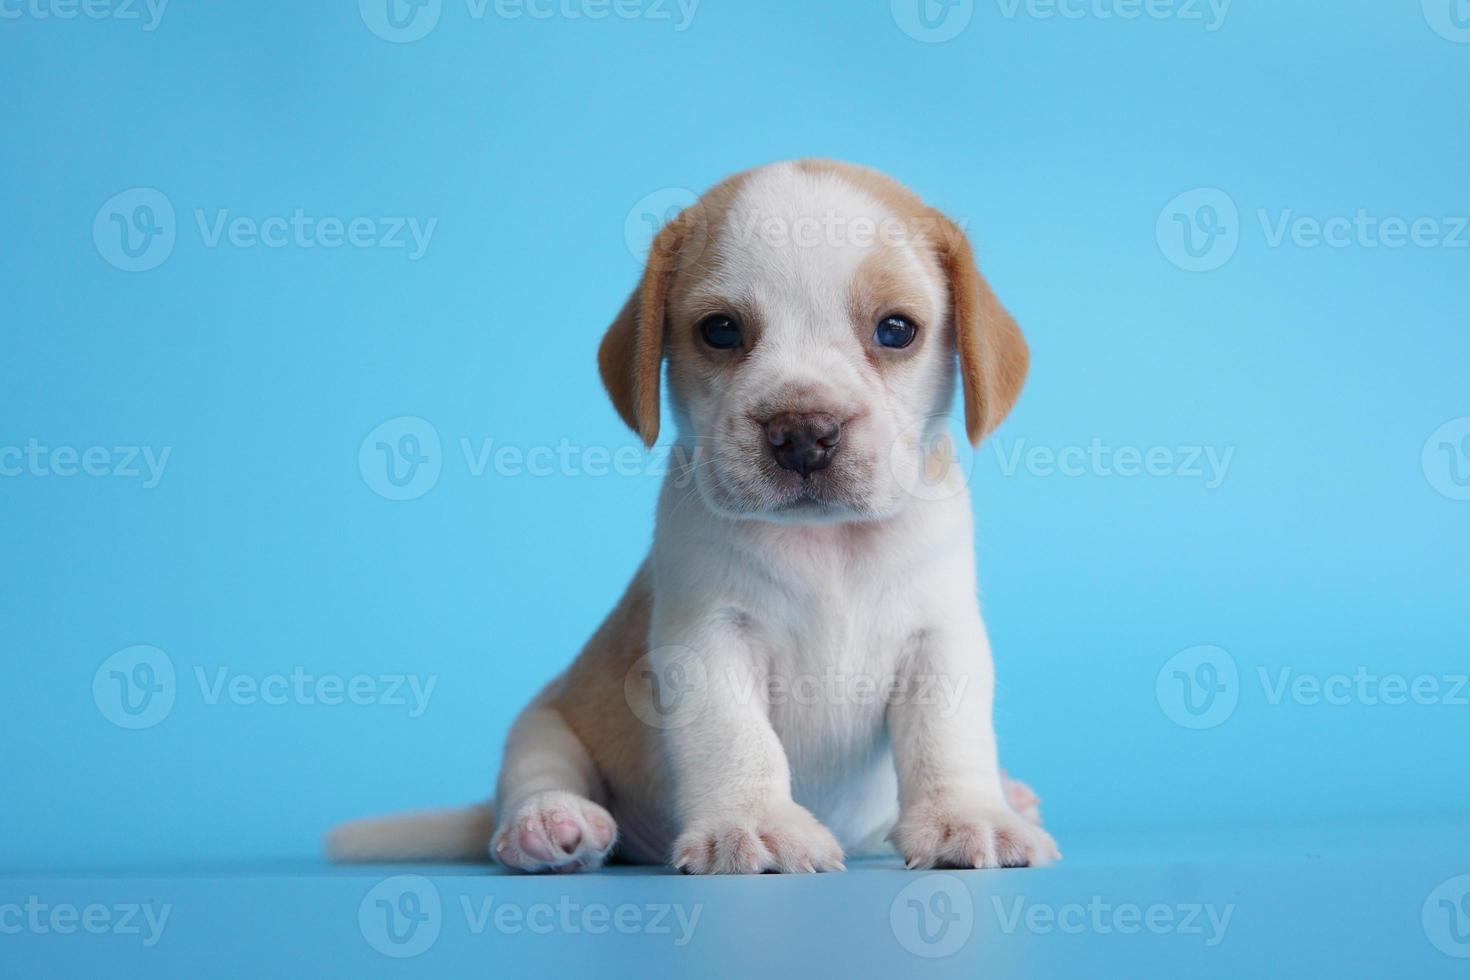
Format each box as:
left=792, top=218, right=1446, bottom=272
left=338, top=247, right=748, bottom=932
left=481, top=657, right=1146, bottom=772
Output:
left=329, top=160, right=1058, bottom=874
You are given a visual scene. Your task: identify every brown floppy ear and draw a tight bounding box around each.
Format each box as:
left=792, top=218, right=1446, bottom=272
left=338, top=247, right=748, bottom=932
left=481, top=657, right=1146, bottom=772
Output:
left=931, top=213, right=1030, bottom=446
left=597, top=218, right=686, bottom=447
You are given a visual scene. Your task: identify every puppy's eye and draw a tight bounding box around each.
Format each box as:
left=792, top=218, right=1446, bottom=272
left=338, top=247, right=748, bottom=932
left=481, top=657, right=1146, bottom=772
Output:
left=698, top=315, right=742, bottom=350
left=874, top=315, right=918, bottom=350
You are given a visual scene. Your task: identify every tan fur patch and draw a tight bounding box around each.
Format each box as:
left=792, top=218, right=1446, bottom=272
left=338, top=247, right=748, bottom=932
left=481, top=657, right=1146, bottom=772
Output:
left=600, top=160, right=1028, bottom=447
left=598, top=170, right=756, bottom=445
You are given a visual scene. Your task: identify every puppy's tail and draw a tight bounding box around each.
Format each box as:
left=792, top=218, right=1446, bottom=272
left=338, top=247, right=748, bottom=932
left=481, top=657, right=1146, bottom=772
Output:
left=325, top=803, right=495, bottom=863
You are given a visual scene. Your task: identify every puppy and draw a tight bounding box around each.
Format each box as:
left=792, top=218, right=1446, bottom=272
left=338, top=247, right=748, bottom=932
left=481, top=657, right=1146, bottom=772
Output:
left=328, top=160, right=1058, bottom=874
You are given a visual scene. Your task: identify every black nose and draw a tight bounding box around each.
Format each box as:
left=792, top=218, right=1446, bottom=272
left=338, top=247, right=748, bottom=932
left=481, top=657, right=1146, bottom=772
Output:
left=764, top=412, right=842, bottom=478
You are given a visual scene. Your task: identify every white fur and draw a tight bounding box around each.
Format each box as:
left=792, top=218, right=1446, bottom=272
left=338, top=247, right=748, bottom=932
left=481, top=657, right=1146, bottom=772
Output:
left=325, top=804, right=494, bottom=863
left=327, top=162, right=1056, bottom=873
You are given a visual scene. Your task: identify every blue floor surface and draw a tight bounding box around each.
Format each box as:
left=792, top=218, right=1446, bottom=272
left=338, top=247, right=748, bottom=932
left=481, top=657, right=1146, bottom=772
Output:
left=4, top=816, right=1467, bottom=977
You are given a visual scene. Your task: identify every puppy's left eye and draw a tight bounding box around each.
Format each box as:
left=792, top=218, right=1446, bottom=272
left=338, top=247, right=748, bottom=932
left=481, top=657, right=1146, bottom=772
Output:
left=698, top=315, right=743, bottom=350
left=874, top=316, right=918, bottom=349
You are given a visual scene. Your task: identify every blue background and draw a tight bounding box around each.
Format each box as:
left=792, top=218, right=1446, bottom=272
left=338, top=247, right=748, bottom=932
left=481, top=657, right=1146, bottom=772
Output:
left=3, top=0, right=1468, bottom=887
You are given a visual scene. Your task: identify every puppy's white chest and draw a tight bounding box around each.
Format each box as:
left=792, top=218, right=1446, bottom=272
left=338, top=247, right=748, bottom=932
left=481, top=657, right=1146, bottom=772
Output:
left=754, top=574, right=912, bottom=848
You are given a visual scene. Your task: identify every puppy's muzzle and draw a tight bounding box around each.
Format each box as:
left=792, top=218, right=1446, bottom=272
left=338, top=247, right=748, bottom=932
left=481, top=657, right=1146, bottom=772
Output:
left=763, top=412, right=842, bottom=478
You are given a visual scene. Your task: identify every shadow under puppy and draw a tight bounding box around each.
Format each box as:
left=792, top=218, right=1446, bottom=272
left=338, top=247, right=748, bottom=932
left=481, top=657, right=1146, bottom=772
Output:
left=329, top=159, right=1057, bottom=874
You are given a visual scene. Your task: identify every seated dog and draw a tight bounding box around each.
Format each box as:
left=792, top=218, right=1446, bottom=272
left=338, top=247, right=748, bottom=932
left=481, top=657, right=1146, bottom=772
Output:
left=329, top=160, right=1057, bottom=874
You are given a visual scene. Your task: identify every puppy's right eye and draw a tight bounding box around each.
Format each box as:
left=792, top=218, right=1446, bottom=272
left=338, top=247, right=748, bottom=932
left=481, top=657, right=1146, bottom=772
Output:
left=698, top=315, right=742, bottom=350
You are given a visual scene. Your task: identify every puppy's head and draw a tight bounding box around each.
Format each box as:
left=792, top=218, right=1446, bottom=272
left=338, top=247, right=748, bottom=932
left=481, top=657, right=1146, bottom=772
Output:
left=600, top=160, right=1027, bottom=524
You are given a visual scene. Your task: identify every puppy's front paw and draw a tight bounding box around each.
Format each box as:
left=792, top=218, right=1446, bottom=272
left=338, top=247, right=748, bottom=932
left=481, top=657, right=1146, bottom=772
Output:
left=491, top=791, right=617, bottom=873
left=890, top=797, right=1060, bottom=870
left=673, top=802, right=845, bottom=875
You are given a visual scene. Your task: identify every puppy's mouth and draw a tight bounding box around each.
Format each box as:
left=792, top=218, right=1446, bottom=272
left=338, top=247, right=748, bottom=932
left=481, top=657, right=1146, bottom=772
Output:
left=770, top=467, right=844, bottom=503
left=697, top=450, right=880, bottom=524
left=768, top=480, right=845, bottom=519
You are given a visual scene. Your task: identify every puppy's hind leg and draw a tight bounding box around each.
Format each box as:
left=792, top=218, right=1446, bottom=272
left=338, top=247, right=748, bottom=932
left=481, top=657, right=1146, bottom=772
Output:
left=1002, top=771, right=1044, bottom=826
left=492, top=702, right=617, bottom=873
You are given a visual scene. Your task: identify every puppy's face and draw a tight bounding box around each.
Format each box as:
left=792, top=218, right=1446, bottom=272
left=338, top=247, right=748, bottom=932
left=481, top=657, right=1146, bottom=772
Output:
left=664, top=169, right=956, bottom=523
left=601, top=160, right=1029, bottom=525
